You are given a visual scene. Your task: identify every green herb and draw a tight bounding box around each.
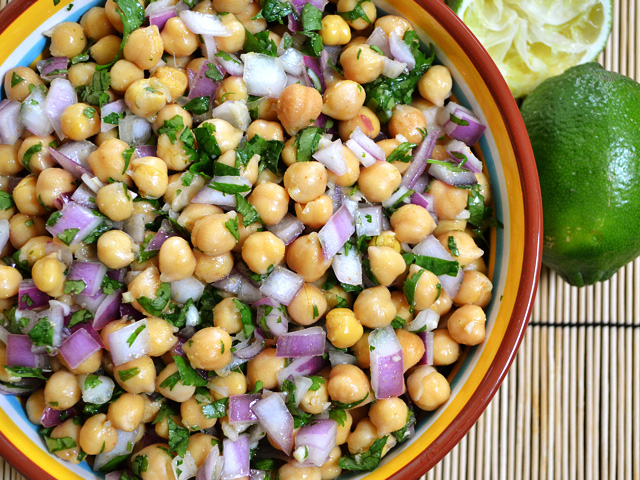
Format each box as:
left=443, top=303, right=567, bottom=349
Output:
left=205, top=63, right=223, bottom=82
left=64, top=279, right=86, bottom=295
left=0, top=191, right=14, bottom=211
left=22, top=143, right=42, bottom=172
left=312, top=304, right=320, bottom=319
left=181, top=171, right=195, bottom=187
left=308, top=375, right=324, bottom=391
left=174, top=356, right=208, bottom=387
left=357, top=48, right=362, bottom=60
left=84, top=375, right=102, bottom=389
left=117, top=367, right=140, bottom=382
left=300, top=31, right=323, bottom=57
left=333, top=393, right=369, bottom=410
left=103, top=111, right=125, bottom=125
left=215, top=51, right=240, bottom=63
left=112, top=0, right=145, bottom=65
left=281, top=379, right=313, bottom=428
left=25, top=219, right=35, bottom=228
left=45, top=436, right=77, bottom=454
left=137, top=232, right=159, bottom=263
left=158, top=115, right=185, bottom=144
left=28, top=318, right=53, bottom=346
left=70, top=53, right=90, bottom=65
left=250, top=380, right=264, bottom=394
left=159, top=371, right=181, bottom=391
left=301, top=3, right=322, bottom=31
left=137, top=283, right=171, bottom=316
left=244, top=30, right=278, bottom=56
left=252, top=458, right=278, bottom=473
left=81, top=221, right=109, bottom=245
left=235, top=194, right=262, bottom=226
left=183, top=96, right=210, bottom=115
left=392, top=409, right=415, bottom=443
left=403, top=270, right=424, bottom=314
left=391, top=315, right=406, bottom=329
left=232, top=299, right=255, bottom=338
left=68, top=309, right=93, bottom=328
left=161, top=299, right=194, bottom=329
left=11, top=72, right=24, bottom=87
left=447, top=235, right=459, bottom=256
left=256, top=0, right=293, bottom=22
left=21, top=294, right=33, bottom=307
left=210, top=182, right=251, bottom=195
left=295, top=126, right=323, bottom=162
left=387, top=142, right=417, bottom=163
left=121, top=145, right=134, bottom=175
left=329, top=407, right=347, bottom=426
left=193, top=122, right=222, bottom=158
left=224, top=216, right=240, bottom=241
left=370, top=45, right=385, bottom=56
left=57, top=227, right=79, bottom=246
left=83, top=107, right=96, bottom=118
left=102, top=275, right=124, bottom=295
left=426, top=158, right=469, bottom=173
left=236, top=134, right=284, bottom=173
left=168, top=417, right=189, bottom=457
left=201, top=397, right=229, bottom=419
left=339, top=435, right=388, bottom=471
left=126, top=324, right=146, bottom=347
left=402, top=253, right=459, bottom=276
left=212, top=162, right=240, bottom=177
left=467, top=183, right=503, bottom=241
left=78, top=70, right=111, bottom=107
left=338, top=0, right=372, bottom=24
left=449, top=113, right=470, bottom=126
left=132, top=454, right=148, bottom=475
left=3, top=366, right=46, bottom=380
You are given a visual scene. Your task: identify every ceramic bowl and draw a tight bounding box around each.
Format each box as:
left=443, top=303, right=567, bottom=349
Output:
left=0, top=0, right=542, bottom=478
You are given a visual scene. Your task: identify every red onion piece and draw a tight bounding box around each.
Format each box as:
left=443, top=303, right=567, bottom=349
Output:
left=228, top=395, right=260, bottom=425
left=276, top=327, right=326, bottom=358
left=213, top=270, right=244, bottom=295
left=6, top=334, right=48, bottom=368
left=287, top=13, right=301, bottom=32
left=294, top=419, right=337, bottom=466
left=254, top=298, right=289, bottom=338
left=412, top=235, right=465, bottom=298
left=58, top=140, right=96, bottom=168
left=188, top=61, right=223, bottom=100
left=328, top=348, right=357, bottom=367
left=291, top=0, right=328, bottom=13
left=312, top=139, right=347, bottom=175
left=108, top=319, right=152, bottom=366
left=0, top=219, right=7, bottom=253
left=75, top=291, right=107, bottom=314
left=120, top=302, right=145, bottom=321
left=149, top=8, right=177, bottom=29
left=17, top=280, right=49, bottom=310
left=440, top=102, right=486, bottom=145
left=241, top=53, right=288, bottom=98
left=412, top=174, right=429, bottom=194
left=49, top=147, right=92, bottom=179
left=196, top=443, right=222, bottom=480
left=145, top=0, right=175, bottom=16
left=303, top=56, right=325, bottom=91
left=179, top=10, right=233, bottom=36
left=369, top=326, right=404, bottom=399
left=170, top=276, right=205, bottom=305
left=351, top=127, right=385, bottom=161
left=59, top=328, right=101, bottom=369
left=366, top=27, right=391, bottom=57
left=211, top=100, right=251, bottom=131
left=123, top=213, right=146, bottom=244
left=70, top=323, right=105, bottom=349
left=234, top=329, right=265, bottom=360
left=20, top=87, right=54, bottom=137
left=69, top=184, right=95, bottom=208
left=446, top=139, right=483, bottom=173
left=100, top=99, right=126, bottom=133
left=418, top=331, right=434, bottom=365
left=147, top=219, right=176, bottom=251
left=216, top=52, right=243, bottom=76
left=108, top=268, right=126, bottom=283
left=267, top=213, right=305, bottom=245
left=410, top=192, right=436, bottom=213
left=44, top=78, right=77, bottom=139
left=45, top=201, right=103, bottom=245
left=331, top=245, right=362, bottom=286
left=401, top=129, right=439, bottom=188
left=354, top=205, right=382, bottom=237
left=259, top=266, right=304, bottom=306
left=252, top=394, right=294, bottom=455
left=201, top=34, right=218, bottom=61
left=318, top=205, right=355, bottom=260
left=41, top=406, right=78, bottom=427
left=37, top=56, right=69, bottom=81
left=93, top=293, right=123, bottom=330
left=192, top=176, right=252, bottom=207
left=277, top=355, right=325, bottom=385
left=345, top=138, right=376, bottom=167
left=382, top=57, right=407, bottom=79
left=66, top=261, right=107, bottom=296
left=428, top=162, right=478, bottom=186
left=389, top=32, right=415, bottom=69
left=0, top=99, right=24, bottom=144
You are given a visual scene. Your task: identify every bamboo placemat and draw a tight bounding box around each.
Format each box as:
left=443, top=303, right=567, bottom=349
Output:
left=1, top=0, right=639, bottom=479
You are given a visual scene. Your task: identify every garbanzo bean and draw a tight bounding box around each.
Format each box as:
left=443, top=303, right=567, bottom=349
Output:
left=277, top=84, right=323, bottom=135
left=375, top=15, right=413, bottom=37
left=327, top=364, right=371, bottom=405
left=213, top=297, right=243, bottom=334
left=320, top=15, right=351, bottom=45
left=49, top=22, right=86, bottom=58
left=35, top=168, right=75, bottom=210
left=9, top=214, right=47, bottom=249
left=89, top=34, right=121, bottom=65
left=32, top=253, right=65, bottom=297
left=388, top=104, right=428, bottom=143
left=322, top=80, right=366, bottom=121
left=159, top=236, right=197, bottom=282
left=88, top=138, right=133, bottom=185
left=338, top=106, right=381, bottom=140
left=68, top=62, right=98, bottom=88
left=60, top=103, right=101, bottom=141
left=18, top=136, right=55, bottom=174
left=437, top=230, right=484, bottom=267
left=0, top=265, right=21, bottom=299
left=320, top=445, right=343, bottom=479
left=177, top=204, right=223, bottom=232
left=191, top=212, right=238, bottom=255
left=156, top=362, right=197, bottom=402
left=279, top=463, right=321, bottom=480
left=124, top=78, right=172, bottom=119
left=346, top=418, right=378, bottom=455
left=353, top=286, right=397, bottom=328
left=448, top=304, right=486, bottom=345
left=453, top=270, right=493, bottom=307
left=0, top=141, right=23, bottom=175
left=96, top=182, right=133, bottom=221
left=247, top=119, right=284, bottom=142
left=432, top=329, right=461, bottom=366
left=187, top=433, right=218, bottom=467
left=246, top=348, right=286, bottom=390
left=395, top=328, right=425, bottom=372
left=325, top=308, right=364, bottom=348
left=151, top=66, right=189, bottom=100
left=25, top=389, right=45, bottom=426
left=299, top=378, right=329, bottom=415
left=123, top=25, right=164, bottom=70
left=369, top=397, right=409, bottom=435
left=215, top=75, right=249, bottom=105
left=283, top=161, right=328, bottom=203
left=408, top=264, right=441, bottom=311
left=97, top=230, right=135, bottom=269
left=44, top=370, right=81, bottom=410
left=367, top=246, right=406, bottom=286
left=236, top=1, right=267, bottom=34
left=50, top=419, right=82, bottom=464
left=214, top=13, right=246, bottom=53
left=358, top=161, right=402, bottom=203
left=247, top=182, right=289, bottom=225
left=110, top=59, right=144, bottom=93
left=194, top=250, right=234, bottom=283
left=131, top=444, right=175, bottom=480
left=113, top=355, right=156, bottom=394
left=340, top=45, right=384, bottom=84
left=295, top=194, right=333, bottom=228
left=327, top=146, right=361, bottom=187
left=4, top=67, right=44, bottom=102
left=209, top=371, right=247, bottom=400
left=130, top=156, right=169, bottom=198
left=80, top=6, right=117, bottom=40
left=407, top=365, right=451, bottom=411
left=286, top=232, right=332, bottom=282
left=242, top=231, right=285, bottom=275
left=161, top=17, right=199, bottom=57
left=287, top=283, right=328, bottom=326
left=181, top=395, right=218, bottom=430
left=183, top=327, right=232, bottom=371
left=200, top=118, right=243, bottom=154
left=429, top=179, right=469, bottom=219
left=337, top=0, right=377, bottom=29
left=146, top=317, right=178, bottom=357
left=79, top=414, right=118, bottom=455
left=390, top=204, right=436, bottom=244
left=13, top=175, right=46, bottom=216
left=418, top=65, right=453, bottom=107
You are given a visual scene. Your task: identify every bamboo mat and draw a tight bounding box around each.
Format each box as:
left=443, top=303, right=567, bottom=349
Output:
left=1, top=0, right=639, bottom=479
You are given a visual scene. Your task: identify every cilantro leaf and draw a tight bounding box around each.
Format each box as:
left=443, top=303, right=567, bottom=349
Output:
left=403, top=270, right=424, bottom=314
left=295, top=126, right=323, bottom=162
left=232, top=299, right=254, bottom=338
left=22, top=143, right=42, bottom=173
left=167, top=417, right=189, bottom=457
left=64, top=279, right=87, bottom=295
left=282, top=379, right=313, bottom=428
left=78, top=70, right=111, bottom=107
left=157, top=115, right=185, bottom=144
left=117, top=367, right=140, bottom=382
left=137, top=283, right=171, bottom=316
left=126, top=324, right=146, bottom=347
left=201, top=397, right=228, bottom=419
left=338, top=435, right=388, bottom=471
left=402, top=253, right=459, bottom=277
left=235, top=194, right=262, bottom=226
left=28, top=318, right=53, bottom=346
left=301, top=3, right=322, bottom=31
left=244, top=30, right=278, bottom=56
left=259, top=0, right=293, bottom=23
left=329, top=407, right=347, bottom=426
left=183, top=96, right=210, bottom=115
left=173, top=356, right=208, bottom=387
left=387, top=142, right=417, bottom=163
left=102, top=275, right=124, bottom=295
left=103, top=111, right=125, bottom=125
left=68, top=309, right=93, bottom=328
left=57, top=228, right=79, bottom=246
left=0, top=191, right=15, bottom=211
left=338, top=0, right=372, bottom=24
left=210, top=182, right=251, bottom=194
left=224, top=216, right=239, bottom=240
left=193, top=123, right=221, bottom=158
left=11, top=72, right=24, bottom=87
left=3, top=365, right=46, bottom=380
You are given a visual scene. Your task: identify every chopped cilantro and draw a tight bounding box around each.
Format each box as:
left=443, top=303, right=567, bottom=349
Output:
left=174, top=356, right=208, bottom=387
left=183, top=96, right=210, bottom=115
left=101, top=275, right=124, bottom=295
left=235, top=194, right=262, bottom=226
left=233, top=299, right=254, bottom=338
left=83, top=107, right=96, bottom=118
left=338, top=0, right=372, bottom=24
left=117, top=367, right=140, bottom=382
left=22, top=143, right=42, bottom=172
left=132, top=454, right=148, bottom=475
left=158, top=115, right=185, bottom=144
left=339, top=435, right=388, bottom=471
left=28, top=318, right=53, bottom=346
left=402, top=253, right=459, bottom=276
left=193, top=122, right=221, bottom=158
left=137, top=283, right=171, bottom=316
left=281, top=379, right=313, bottom=428
left=329, top=407, right=347, bottom=426
left=126, top=324, right=146, bottom=347
left=103, top=111, right=125, bottom=125
left=403, top=270, right=424, bottom=314
left=205, top=63, right=223, bottom=82
left=387, top=142, right=417, bottom=163
left=201, top=397, right=229, bottom=419
left=244, top=30, right=278, bottom=56
left=3, top=366, right=46, bottom=380
left=168, top=417, right=189, bottom=457
left=295, top=126, right=323, bottom=162
left=64, top=279, right=86, bottom=295
left=448, top=235, right=460, bottom=257
left=78, top=70, right=111, bottom=107
left=84, top=374, right=102, bottom=389
left=390, top=315, right=406, bottom=329
left=57, top=228, right=79, bottom=246
left=301, top=3, right=322, bottom=31
left=68, top=309, right=93, bottom=328
left=258, top=0, right=293, bottom=23
left=308, top=375, right=324, bottom=391
left=10, top=72, right=24, bottom=87
left=210, top=182, right=250, bottom=194
left=224, top=216, right=240, bottom=241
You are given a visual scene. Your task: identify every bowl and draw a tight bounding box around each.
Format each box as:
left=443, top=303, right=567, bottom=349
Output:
left=0, top=0, right=542, bottom=478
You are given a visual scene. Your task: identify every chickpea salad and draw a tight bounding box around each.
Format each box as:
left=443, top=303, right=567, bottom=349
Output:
left=0, top=0, right=498, bottom=479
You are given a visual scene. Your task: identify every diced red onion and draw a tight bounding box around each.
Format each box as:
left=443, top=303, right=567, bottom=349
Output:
left=119, top=115, right=153, bottom=145
left=254, top=298, right=289, bottom=338
left=354, top=205, right=382, bottom=237
left=287, top=13, right=301, bottom=31
left=196, top=443, right=222, bottom=480
left=410, top=192, right=437, bottom=218
left=412, top=235, right=465, bottom=297
left=66, top=261, right=107, bottom=296
left=345, top=139, right=376, bottom=167
left=252, top=394, right=294, bottom=455
left=382, top=185, right=412, bottom=209
left=382, top=57, right=407, bottom=79
left=145, top=0, right=175, bottom=16
left=402, top=129, right=439, bottom=188
left=350, top=127, right=385, bottom=161
left=234, top=329, right=265, bottom=360
left=20, top=87, right=54, bottom=137
left=328, top=348, right=357, bottom=367
left=366, top=27, right=391, bottom=56
left=93, top=293, right=122, bottom=330
left=44, top=78, right=76, bottom=139
left=123, top=213, right=146, bottom=244
left=108, top=319, right=152, bottom=366
left=59, top=140, right=96, bottom=164
left=100, top=99, right=126, bottom=133
left=259, top=266, right=304, bottom=306
left=75, top=291, right=107, bottom=314
left=331, top=245, right=362, bottom=286
left=238, top=280, right=263, bottom=304
left=188, top=61, right=223, bottom=100
left=58, top=328, right=101, bottom=369
left=418, top=331, right=434, bottom=365
left=120, top=302, right=145, bottom=321
left=45, top=201, right=103, bottom=245
left=277, top=355, right=325, bottom=385
left=147, top=219, right=176, bottom=251
left=69, top=183, right=95, bottom=208
left=266, top=213, right=305, bottom=246
left=276, top=327, right=326, bottom=358
left=369, top=326, right=404, bottom=399
left=216, top=53, right=243, bottom=77
left=213, top=270, right=243, bottom=295
left=149, top=8, right=177, bottom=29
left=0, top=219, right=7, bottom=253
left=17, top=280, right=49, bottom=310
left=37, top=56, right=69, bottom=81
left=41, top=406, right=77, bottom=427
left=446, top=139, right=483, bottom=173
left=192, top=176, right=252, bottom=207
left=228, top=394, right=260, bottom=425
left=318, top=205, right=354, bottom=260
left=201, top=34, right=218, bottom=61
left=170, top=276, right=205, bottom=305
left=312, top=139, right=347, bottom=176
left=293, top=376, right=313, bottom=406
left=279, top=48, right=305, bottom=76
left=241, top=53, right=287, bottom=98
left=172, top=451, right=199, bottom=480
left=6, top=334, right=48, bottom=368
left=211, top=100, right=251, bottom=131
left=48, top=300, right=70, bottom=350
left=93, top=428, right=139, bottom=472
left=439, top=101, right=486, bottom=145
left=49, top=147, right=92, bottom=179
left=294, top=419, right=337, bottom=466
left=303, top=56, right=325, bottom=91
left=407, top=308, right=439, bottom=332
left=428, top=162, right=478, bottom=186
left=389, top=32, right=415, bottom=69
left=70, top=322, right=105, bottom=349
left=0, top=99, right=24, bottom=145
left=180, top=10, right=233, bottom=36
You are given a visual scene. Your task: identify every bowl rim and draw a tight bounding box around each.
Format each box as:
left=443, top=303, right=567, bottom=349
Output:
left=0, top=0, right=543, bottom=479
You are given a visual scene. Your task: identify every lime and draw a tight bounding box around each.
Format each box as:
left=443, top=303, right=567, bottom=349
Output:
left=447, top=0, right=613, bottom=98
left=520, top=62, right=640, bottom=287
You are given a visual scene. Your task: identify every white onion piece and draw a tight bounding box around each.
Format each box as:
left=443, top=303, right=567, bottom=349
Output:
left=252, top=393, right=294, bottom=455
left=293, top=376, right=313, bottom=406
left=382, top=185, right=412, bottom=209
left=276, top=327, right=326, bottom=358
left=318, top=205, right=355, bottom=260
left=312, top=139, right=347, bottom=175
left=170, top=276, right=205, bottom=304
left=407, top=308, right=439, bottom=333
left=100, top=99, right=126, bottom=133
left=259, top=266, right=304, bottom=306
left=267, top=213, right=304, bottom=245
left=345, top=138, right=376, bottom=167
left=368, top=326, right=404, bottom=399
left=108, top=319, right=152, bottom=366
left=328, top=348, right=357, bottom=367
left=389, top=32, right=415, bottom=69
left=93, top=428, right=139, bottom=472
left=413, top=235, right=465, bottom=298
left=119, top=115, right=152, bottom=145
left=0, top=100, right=24, bottom=144
left=58, top=140, right=97, bottom=167
left=201, top=34, right=218, bottom=61
left=354, top=205, right=382, bottom=237
left=331, top=245, right=362, bottom=286
left=145, top=0, right=175, bottom=16
left=366, top=27, right=392, bottom=57
left=278, top=47, right=305, bottom=76
left=79, top=374, right=114, bottom=404
left=0, top=219, right=9, bottom=253
left=350, top=127, right=385, bottom=161
left=241, top=53, right=287, bottom=98
left=192, top=176, right=252, bottom=207
left=277, top=356, right=325, bottom=385
left=44, top=78, right=77, bottom=139
left=216, top=52, right=244, bottom=76
left=456, top=209, right=471, bottom=220
left=211, top=100, right=251, bottom=131
left=20, top=87, right=54, bottom=138
left=172, top=452, right=198, bottom=480
left=445, top=139, right=483, bottom=173
left=179, top=10, right=233, bottom=36
left=185, top=304, right=200, bottom=327
left=382, top=57, right=407, bottom=79
left=123, top=213, right=146, bottom=244
left=428, top=162, right=478, bottom=186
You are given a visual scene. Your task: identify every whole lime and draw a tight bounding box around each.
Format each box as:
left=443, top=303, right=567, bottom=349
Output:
left=521, top=62, right=640, bottom=286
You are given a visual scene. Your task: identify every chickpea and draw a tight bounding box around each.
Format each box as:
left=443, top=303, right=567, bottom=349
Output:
left=212, top=297, right=242, bottom=334
left=90, top=34, right=121, bottom=65
left=13, top=175, right=46, bottom=216
left=407, top=365, right=451, bottom=411
left=140, top=394, right=163, bottom=424
left=110, top=59, right=144, bottom=93
left=352, top=286, right=397, bottom=328
left=208, top=371, right=247, bottom=400
left=0, top=265, right=21, bottom=299
left=277, top=83, right=324, bottom=135
left=80, top=7, right=117, bottom=40
left=453, top=270, right=492, bottom=307
left=327, top=146, right=360, bottom=187
left=113, top=355, right=156, bottom=394
left=0, top=343, right=18, bottom=383
left=369, top=397, right=408, bottom=435
left=438, top=230, right=484, bottom=267
left=88, top=138, right=133, bottom=185
left=19, top=135, right=55, bottom=174
left=26, top=389, right=46, bottom=425
left=448, top=304, right=486, bottom=345
left=177, top=204, right=221, bottom=233
left=123, top=25, right=164, bottom=70
left=236, top=1, right=266, bottom=34
left=295, top=195, right=333, bottom=229
left=475, top=172, right=492, bottom=203
left=284, top=161, right=328, bottom=203
left=409, top=264, right=441, bottom=311
left=338, top=106, right=381, bottom=140
left=347, top=418, right=378, bottom=454
left=418, top=65, right=453, bottom=107
left=241, top=231, right=285, bottom=275
left=246, top=348, right=286, bottom=390
left=9, top=214, right=46, bottom=249
left=62, top=349, right=103, bottom=375
left=247, top=119, right=284, bottom=142
left=288, top=283, right=328, bottom=326
left=367, top=246, right=406, bottom=287
left=327, top=364, right=371, bottom=405
left=358, top=161, right=401, bottom=203
left=183, top=327, right=232, bottom=371
left=378, top=139, right=410, bottom=174
left=194, top=251, right=234, bottom=283
left=212, top=0, right=250, bottom=13
left=161, top=17, right=199, bottom=57
left=325, top=308, right=363, bottom=349
left=390, top=290, right=412, bottom=323
left=181, top=395, right=217, bottom=431
left=60, top=103, right=101, bottom=141
left=286, top=233, right=332, bottom=282
left=4, top=67, right=44, bottom=102
left=50, top=419, right=82, bottom=464
left=125, top=78, right=172, bottom=119
left=375, top=15, right=413, bottom=37
left=334, top=410, right=353, bottom=445
left=97, top=230, right=134, bottom=269
left=337, top=0, right=376, bottom=28
left=434, top=218, right=468, bottom=237
left=432, top=329, right=460, bottom=366
left=152, top=66, right=189, bottom=100
left=44, top=370, right=81, bottom=410
left=0, top=198, right=15, bottom=222
left=156, top=362, right=197, bottom=402
left=320, top=15, right=351, bottom=45
left=95, top=182, right=134, bottom=222
left=464, top=256, right=488, bottom=275
left=349, top=331, right=370, bottom=369
left=200, top=118, right=243, bottom=154
left=322, top=80, right=366, bottom=121
left=191, top=213, right=238, bottom=255
left=0, top=142, right=23, bottom=176
left=32, top=253, right=65, bottom=297
left=340, top=45, right=384, bottom=84
left=214, top=13, right=246, bottom=53
left=157, top=132, right=193, bottom=171
left=188, top=433, right=218, bottom=467
left=131, top=444, right=176, bottom=480
left=390, top=204, right=435, bottom=245
left=396, top=328, right=425, bottom=372
left=299, top=378, right=329, bottom=415
left=247, top=182, right=289, bottom=225
left=159, top=236, right=196, bottom=282
left=130, top=156, right=169, bottom=198
left=429, top=179, right=469, bottom=219
left=320, top=445, right=343, bottom=480
left=34, top=168, right=74, bottom=210
left=68, top=62, right=98, bottom=88
left=279, top=463, right=321, bottom=480
left=430, top=288, right=453, bottom=316
left=215, top=75, right=248, bottom=105
left=49, top=22, right=86, bottom=58
left=79, top=413, right=118, bottom=455
left=389, top=105, right=428, bottom=143
left=146, top=317, right=178, bottom=357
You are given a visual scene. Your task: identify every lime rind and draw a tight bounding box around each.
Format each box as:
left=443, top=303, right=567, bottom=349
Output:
left=448, top=0, right=613, bottom=98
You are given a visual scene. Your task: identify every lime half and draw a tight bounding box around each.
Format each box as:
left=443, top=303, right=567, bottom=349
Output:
left=447, top=0, right=613, bottom=98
